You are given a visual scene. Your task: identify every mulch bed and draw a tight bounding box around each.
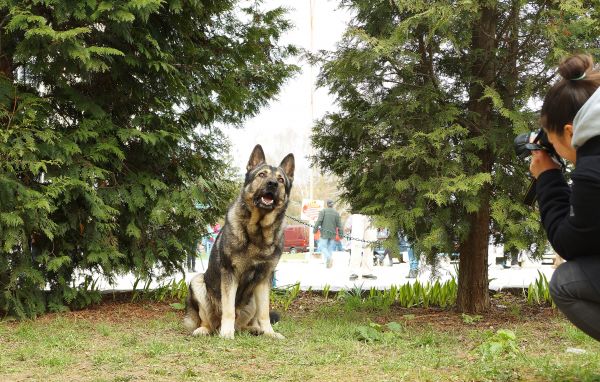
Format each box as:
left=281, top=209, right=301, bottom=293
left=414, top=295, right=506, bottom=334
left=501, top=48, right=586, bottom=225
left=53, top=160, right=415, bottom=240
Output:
left=282, top=290, right=559, bottom=332
left=3, top=290, right=558, bottom=331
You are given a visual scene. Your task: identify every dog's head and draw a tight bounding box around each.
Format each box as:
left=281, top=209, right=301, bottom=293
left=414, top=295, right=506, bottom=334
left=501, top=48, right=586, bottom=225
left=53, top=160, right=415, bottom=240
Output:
left=243, top=145, right=294, bottom=212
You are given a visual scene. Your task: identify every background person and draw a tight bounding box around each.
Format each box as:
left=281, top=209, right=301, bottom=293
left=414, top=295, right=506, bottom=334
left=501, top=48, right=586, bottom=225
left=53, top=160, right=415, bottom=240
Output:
left=313, top=199, right=343, bottom=268
left=202, top=223, right=220, bottom=257
left=530, top=53, right=600, bottom=341
left=203, top=224, right=214, bottom=255
left=186, top=250, right=197, bottom=273
left=398, top=233, right=418, bottom=278
left=502, top=248, right=521, bottom=269
left=345, top=214, right=377, bottom=281
left=373, top=227, right=391, bottom=266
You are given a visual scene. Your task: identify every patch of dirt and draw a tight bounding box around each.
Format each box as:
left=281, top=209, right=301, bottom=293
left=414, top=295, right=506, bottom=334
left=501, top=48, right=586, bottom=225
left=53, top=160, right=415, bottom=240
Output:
left=276, top=291, right=340, bottom=316
left=283, top=291, right=559, bottom=333
left=4, top=290, right=558, bottom=332
left=34, top=293, right=180, bottom=325
left=375, top=303, right=556, bottom=330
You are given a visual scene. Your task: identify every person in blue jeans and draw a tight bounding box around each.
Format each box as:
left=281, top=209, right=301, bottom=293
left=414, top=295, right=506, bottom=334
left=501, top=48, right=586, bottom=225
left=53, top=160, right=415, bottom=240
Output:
left=398, top=233, right=418, bottom=278
left=313, top=199, right=343, bottom=268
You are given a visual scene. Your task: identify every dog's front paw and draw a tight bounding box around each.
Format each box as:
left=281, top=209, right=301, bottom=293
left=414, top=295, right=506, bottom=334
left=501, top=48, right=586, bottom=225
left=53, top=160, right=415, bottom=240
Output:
left=192, top=327, right=210, bottom=336
left=264, top=331, right=285, bottom=340
left=219, top=328, right=235, bottom=339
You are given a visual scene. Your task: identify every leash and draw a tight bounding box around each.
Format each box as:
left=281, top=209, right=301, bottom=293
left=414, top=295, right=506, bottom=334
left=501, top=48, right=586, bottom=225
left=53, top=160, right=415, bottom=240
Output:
left=284, top=214, right=380, bottom=244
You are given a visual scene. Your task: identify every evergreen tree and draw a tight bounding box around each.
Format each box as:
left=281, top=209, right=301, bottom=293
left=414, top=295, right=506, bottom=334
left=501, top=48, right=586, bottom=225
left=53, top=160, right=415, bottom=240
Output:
left=311, top=0, right=599, bottom=312
left=0, top=0, right=296, bottom=318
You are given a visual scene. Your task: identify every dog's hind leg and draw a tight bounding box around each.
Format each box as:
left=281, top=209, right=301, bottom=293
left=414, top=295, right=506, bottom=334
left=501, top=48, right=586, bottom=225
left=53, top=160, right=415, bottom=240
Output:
left=192, top=303, right=216, bottom=336
left=238, top=299, right=263, bottom=335
left=183, top=283, right=201, bottom=334
left=184, top=274, right=215, bottom=336
left=192, top=326, right=211, bottom=336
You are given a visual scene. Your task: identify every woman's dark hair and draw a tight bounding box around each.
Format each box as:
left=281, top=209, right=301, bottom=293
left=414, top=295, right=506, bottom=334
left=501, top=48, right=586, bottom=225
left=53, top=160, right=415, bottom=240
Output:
left=541, top=54, right=600, bottom=134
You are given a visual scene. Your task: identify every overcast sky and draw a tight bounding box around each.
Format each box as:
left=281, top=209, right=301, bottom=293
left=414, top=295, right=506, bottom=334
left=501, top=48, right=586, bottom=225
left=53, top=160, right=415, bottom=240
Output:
left=224, top=1, right=351, bottom=181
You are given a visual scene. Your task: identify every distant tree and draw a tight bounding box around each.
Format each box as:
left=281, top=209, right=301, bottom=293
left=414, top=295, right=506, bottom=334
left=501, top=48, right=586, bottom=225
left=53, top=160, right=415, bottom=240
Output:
left=0, top=0, right=296, bottom=318
left=311, top=0, right=600, bottom=312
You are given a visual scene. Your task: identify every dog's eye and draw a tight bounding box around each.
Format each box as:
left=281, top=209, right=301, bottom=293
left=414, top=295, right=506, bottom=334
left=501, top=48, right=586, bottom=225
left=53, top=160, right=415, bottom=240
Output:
left=277, top=177, right=284, bottom=184
left=258, top=172, right=266, bottom=178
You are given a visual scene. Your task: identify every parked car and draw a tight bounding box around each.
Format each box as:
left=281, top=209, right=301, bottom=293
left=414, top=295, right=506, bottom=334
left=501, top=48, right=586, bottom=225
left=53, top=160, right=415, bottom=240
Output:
left=283, top=225, right=309, bottom=253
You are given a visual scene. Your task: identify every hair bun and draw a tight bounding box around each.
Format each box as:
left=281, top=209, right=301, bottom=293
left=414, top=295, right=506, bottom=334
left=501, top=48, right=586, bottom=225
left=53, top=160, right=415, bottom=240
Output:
left=558, top=54, right=594, bottom=81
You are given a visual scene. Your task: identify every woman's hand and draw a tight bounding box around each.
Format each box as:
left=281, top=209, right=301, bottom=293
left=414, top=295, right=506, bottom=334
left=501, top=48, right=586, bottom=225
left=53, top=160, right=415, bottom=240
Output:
left=529, top=150, right=560, bottom=179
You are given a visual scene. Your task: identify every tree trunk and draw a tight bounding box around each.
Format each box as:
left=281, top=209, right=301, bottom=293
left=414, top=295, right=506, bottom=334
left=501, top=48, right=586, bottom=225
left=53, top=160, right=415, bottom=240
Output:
left=457, top=3, right=497, bottom=313
left=0, top=18, right=13, bottom=79
left=457, top=188, right=491, bottom=312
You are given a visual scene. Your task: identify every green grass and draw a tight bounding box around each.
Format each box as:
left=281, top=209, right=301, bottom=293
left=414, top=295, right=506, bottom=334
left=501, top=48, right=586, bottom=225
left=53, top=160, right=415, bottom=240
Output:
left=0, top=297, right=599, bottom=382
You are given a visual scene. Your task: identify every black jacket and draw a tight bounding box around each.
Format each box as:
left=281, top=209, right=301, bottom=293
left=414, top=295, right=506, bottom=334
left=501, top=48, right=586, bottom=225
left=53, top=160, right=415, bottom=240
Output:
left=536, top=136, right=600, bottom=293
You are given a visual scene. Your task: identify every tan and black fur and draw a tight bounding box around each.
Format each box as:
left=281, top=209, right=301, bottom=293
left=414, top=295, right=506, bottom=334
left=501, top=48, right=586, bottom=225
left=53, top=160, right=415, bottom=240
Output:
left=183, top=145, right=294, bottom=339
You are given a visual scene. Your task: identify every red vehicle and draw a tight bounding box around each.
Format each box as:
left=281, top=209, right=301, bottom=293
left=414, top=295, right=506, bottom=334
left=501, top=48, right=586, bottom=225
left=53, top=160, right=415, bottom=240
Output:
left=283, top=225, right=309, bottom=253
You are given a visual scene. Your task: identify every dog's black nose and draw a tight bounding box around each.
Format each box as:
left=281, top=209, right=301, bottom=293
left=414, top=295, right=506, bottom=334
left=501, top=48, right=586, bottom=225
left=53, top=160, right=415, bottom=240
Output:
left=267, top=180, right=278, bottom=188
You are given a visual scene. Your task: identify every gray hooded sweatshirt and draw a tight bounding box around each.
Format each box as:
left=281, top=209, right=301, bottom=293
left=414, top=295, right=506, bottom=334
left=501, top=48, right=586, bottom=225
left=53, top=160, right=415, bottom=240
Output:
left=572, top=87, right=600, bottom=148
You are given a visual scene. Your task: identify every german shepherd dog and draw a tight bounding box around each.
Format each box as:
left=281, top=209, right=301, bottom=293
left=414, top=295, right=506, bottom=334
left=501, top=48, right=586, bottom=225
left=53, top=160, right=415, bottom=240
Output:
left=184, top=145, right=294, bottom=339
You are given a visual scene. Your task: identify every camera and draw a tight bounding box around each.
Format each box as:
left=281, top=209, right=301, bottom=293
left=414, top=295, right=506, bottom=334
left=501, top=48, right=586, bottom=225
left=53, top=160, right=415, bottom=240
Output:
left=514, top=130, right=557, bottom=159
left=514, top=130, right=565, bottom=205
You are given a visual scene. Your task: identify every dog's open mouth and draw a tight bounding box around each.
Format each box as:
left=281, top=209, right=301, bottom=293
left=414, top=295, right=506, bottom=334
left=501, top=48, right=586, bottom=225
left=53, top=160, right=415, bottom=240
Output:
left=257, top=192, right=276, bottom=209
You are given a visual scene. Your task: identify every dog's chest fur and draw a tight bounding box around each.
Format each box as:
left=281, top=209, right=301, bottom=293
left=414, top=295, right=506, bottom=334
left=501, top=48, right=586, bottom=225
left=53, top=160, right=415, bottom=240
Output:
left=226, top=203, right=283, bottom=269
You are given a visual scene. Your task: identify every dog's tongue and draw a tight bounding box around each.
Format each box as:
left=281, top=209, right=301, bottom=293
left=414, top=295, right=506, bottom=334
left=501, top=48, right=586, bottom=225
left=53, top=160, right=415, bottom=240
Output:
left=261, top=195, right=274, bottom=205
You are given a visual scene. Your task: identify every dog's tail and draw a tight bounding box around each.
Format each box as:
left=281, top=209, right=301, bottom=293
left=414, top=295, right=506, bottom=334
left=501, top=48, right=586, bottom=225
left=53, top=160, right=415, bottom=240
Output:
left=183, top=283, right=201, bottom=333
left=269, top=310, right=281, bottom=325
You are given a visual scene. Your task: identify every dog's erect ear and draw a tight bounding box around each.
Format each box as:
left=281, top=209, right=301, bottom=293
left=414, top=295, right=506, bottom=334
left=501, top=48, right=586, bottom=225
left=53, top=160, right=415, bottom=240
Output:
left=246, top=144, right=266, bottom=172
left=279, top=153, right=295, bottom=179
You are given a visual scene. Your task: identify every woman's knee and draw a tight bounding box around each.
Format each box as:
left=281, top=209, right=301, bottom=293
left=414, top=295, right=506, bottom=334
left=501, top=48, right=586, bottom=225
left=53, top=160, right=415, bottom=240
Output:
left=550, top=261, right=576, bottom=300
left=550, top=260, right=593, bottom=302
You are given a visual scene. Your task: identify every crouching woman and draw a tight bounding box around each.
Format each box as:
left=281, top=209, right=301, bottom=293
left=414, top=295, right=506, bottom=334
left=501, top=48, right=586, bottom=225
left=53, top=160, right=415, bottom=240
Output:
left=530, top=54, right=600, bottom=341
